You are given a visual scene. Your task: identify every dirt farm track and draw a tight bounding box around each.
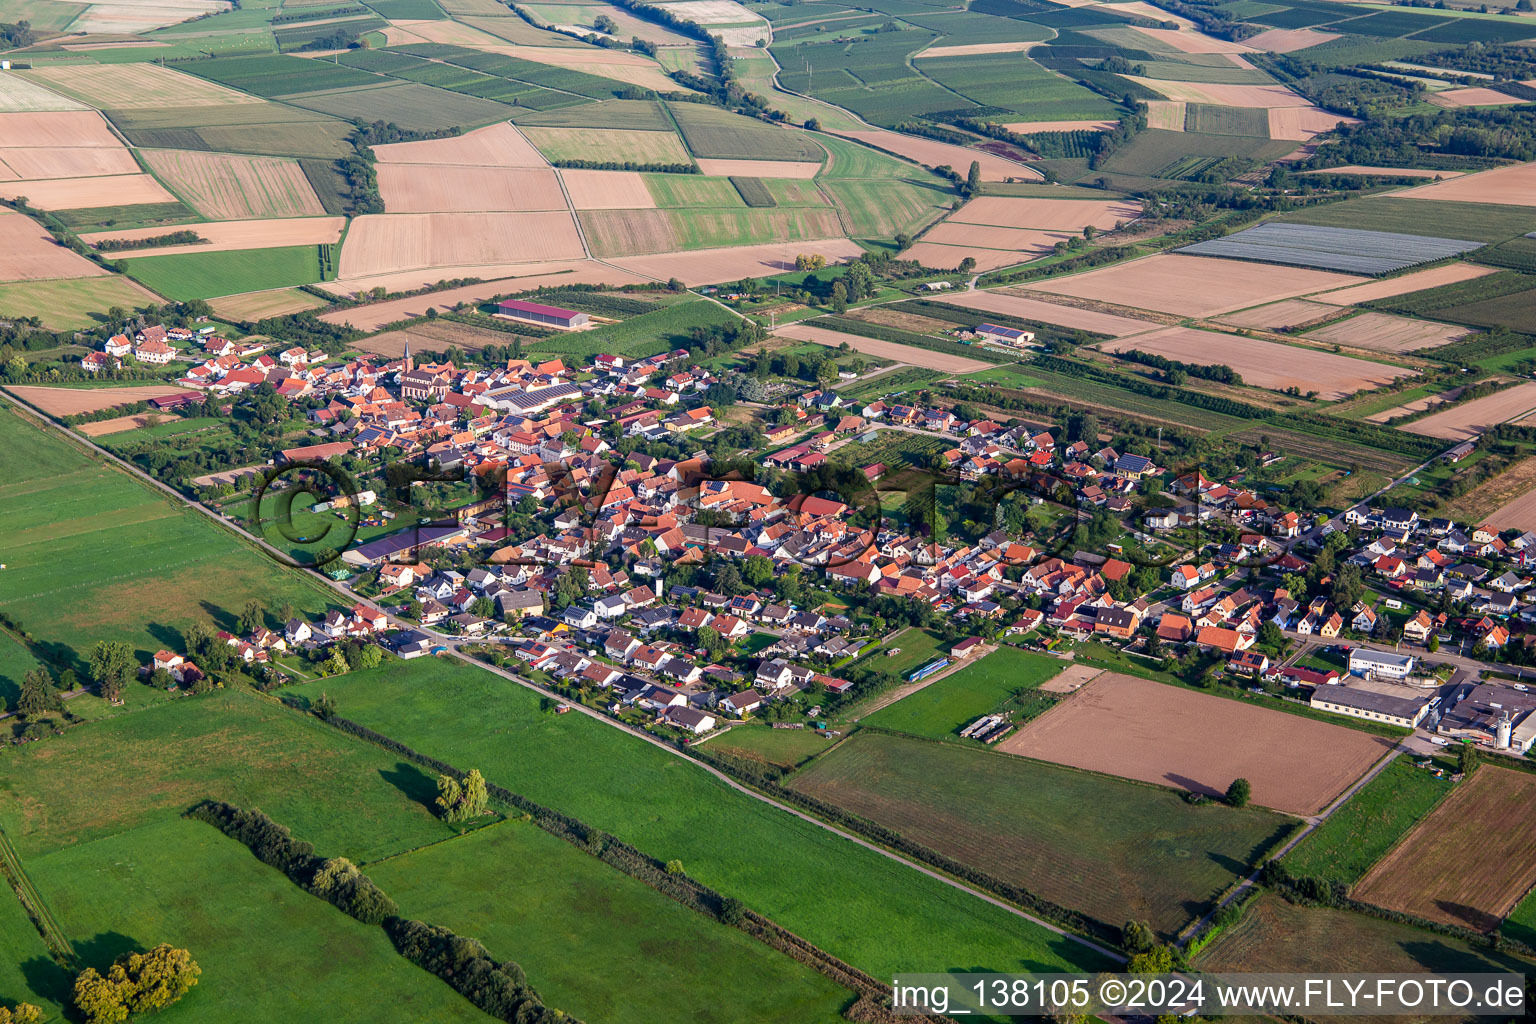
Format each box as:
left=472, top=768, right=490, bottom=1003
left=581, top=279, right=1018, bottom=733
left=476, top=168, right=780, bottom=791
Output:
left=1000, top=673, right=1394, bottom=816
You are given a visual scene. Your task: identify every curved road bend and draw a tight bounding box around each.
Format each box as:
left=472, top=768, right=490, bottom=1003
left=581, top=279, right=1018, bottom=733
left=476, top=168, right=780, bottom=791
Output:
left=4, top=392, right=1124, bottom=966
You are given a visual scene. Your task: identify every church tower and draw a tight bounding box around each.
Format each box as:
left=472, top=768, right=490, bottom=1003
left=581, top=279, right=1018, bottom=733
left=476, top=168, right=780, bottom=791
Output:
left=402, top=336, right=413, bottom=373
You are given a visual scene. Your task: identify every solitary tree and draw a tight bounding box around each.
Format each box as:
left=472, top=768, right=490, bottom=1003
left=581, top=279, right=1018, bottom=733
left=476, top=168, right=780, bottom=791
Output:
left=88, top=640, right=134, bottom=703
left=436, top=768, right=489, bottom=822
left=1122, top=920, right=1157, bottom=953
left=964, top=160, right=981, bottom=196
left=73, top=945, right=200, bottom=1024
left=1458, top=741, right=1479, bottom=776
left=0, top=1004, right=41, bottom=1024
left=16, top=668, right=59, bottom=718
left=238, top=600, right=264, bottom=636
left=1225, top=777, right=1251, bottom=808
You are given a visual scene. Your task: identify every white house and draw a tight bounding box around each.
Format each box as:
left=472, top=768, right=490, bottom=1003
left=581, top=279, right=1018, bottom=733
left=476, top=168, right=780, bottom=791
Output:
left=1349, top=649, right=1415, bottom=679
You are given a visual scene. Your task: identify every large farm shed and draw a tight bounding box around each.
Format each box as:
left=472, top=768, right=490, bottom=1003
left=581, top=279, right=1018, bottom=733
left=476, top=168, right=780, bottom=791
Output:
left=1178, top=222, right=1483, bottom=275
left=496, top=297, right=590, bottom=329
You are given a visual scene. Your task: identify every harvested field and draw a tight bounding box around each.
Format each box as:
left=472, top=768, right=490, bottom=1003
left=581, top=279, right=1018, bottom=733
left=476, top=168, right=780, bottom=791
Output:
left=1444, top=456, right=1536, bottom=526
left=4, top=385, right=201, bottom=416
left=372, top=121, right=547, bottom=167
left=1217, top=298, right=1339, bottom=331
left=654, top=0, right=760, bottom=23
left=904, top=241, right=1048, bottom=273
left=1268, top=106, right=1356, bottom=140
left=1000, top=673, right=1392, bottom=816
left=477, top=44, right=688, bottom=93
left=337, top=211, right=585, bottom=278
left=0, top=275, right=162, bottom=330
left=560, top=169, right=655, bottom=210
left=1125, top=78, right=1311, bottom=107
left=319, top=261, right=650, bottom=328
left=918, top=40, right=1039, bottom=57
left=1025, top=253, right=1362, bottom=317
left=22, top=63, right=262, bottom=110
left=1487, top=469, right=1536, bottom=532
left=1144, top=100, right=1187, bottom=130
left=208, top=286, right=329, bottom=321
left=949, top=196, right=1143, bottom=231
left=1401, top=381, right=1536, bottom=440
left=1395, top=161, right=1536, bottom=208
left=137, top=149, right=325, bottom=220
left=376, top=164, right=566, bottom=213
left=0, top=210, right=109, bottom=282
left=1040, top=664, right=1101, bottom=694
left=829, top=129, right=1041, bottom=182
left=521, top=126, right=692, bottom=165
left=0, top=74, right=88, bottom=112
left=0, top=146, right=136, bottom=180
left=919, top=224, right=1073, bottom=252
left=360, top=318, right=535, bottom=358
left=1309, top=262, right=1501, bottom=305
left=1101, top=326, right=1413, bottom=399
left=80, top=216, right=344, bottom=258
left=1353, top=767, right=1536, bottom=931
left=1305, top=312, right=1469, bottom=353
left=1364, top=390, right=1459, bottom=424
left=1243, top=27, right=1339, bottom=51
left=776, top=322, right=992, bottom=373
left=0, top=111, right=119, bottom=149
left=0, top=173, right=177, bottom=210
left=77, top=413, right=175, bottom=437
left=932, top=289, right=1159, bottom=337
left=1433, top=87, right=1522, bottom=107
left=1000, top=120, right=1118, bottom=134
left=694, top=158, right=821, bottom=178
left=607, top=238, right=865, bottom=285
left=1302, top=165, right=1465, bottom=179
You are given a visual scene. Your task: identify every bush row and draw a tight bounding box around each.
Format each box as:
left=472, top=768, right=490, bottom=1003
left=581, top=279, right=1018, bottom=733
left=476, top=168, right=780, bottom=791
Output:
left=384, top=918, right=573, bottom=1024
left=549, top=158, right=699, bottom=174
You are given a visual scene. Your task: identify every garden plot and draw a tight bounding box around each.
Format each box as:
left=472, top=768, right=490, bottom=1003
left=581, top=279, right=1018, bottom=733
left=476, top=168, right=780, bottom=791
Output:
left=22, top=62, right=263, bottom=109
left=607, top=237, right=864, bottom=285
left=1099, top=326, right=1414, bottom=399
left=1304, top=312, right=1470, bottom=353
left=830, top=129, right=1041, bottom=181
left=1177, top=222, right=1483, bottom=275
left=82, top=217, right=344, bottom=257
left=139, top=149, right=327, bottom=219
left=372, top=120, right=547, bottom=167
left=0, top=210, right=110, bottom=282
left=0, top=173, right=177, bottom=210
left=338, top=211, right=585, bottom=278
left=560, top=169, right=656, bottom=209
left=933, top=289, right=1159, bottom=337
left=377, top=164, right=567, bottom=212
left=1309, top=262, right=1501, bottom=306
left=1395, top=161, right=1536, bottom=208
left=1401, top=381, right=1536, bottom=440
left=1352, top=768, right=1536, bottom=932
left=1025, top=253, right=1363, bottom=317
left=1000, top=672, right=1392, bottom=816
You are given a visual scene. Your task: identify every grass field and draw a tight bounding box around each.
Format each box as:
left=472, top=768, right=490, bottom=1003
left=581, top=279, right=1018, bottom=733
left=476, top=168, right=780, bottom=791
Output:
left=369, top=821, right=852, bottom=1024
left=813, top=134, right=924, bottom=179
left=0, top=403, right=339, bottom=670
left=1282, top=756, right=1455, bottom=886
left=863, top=646, right=1064, bottom=740
left=821, top=178, right=948, bottom=238
left=0, top=869, right=68, bottom=1018
left=0, top=276, right=160, bottom=330
left=1278, top=197, right=1536, bottom=244
left=1102, top=128, right=1293, bottom=177
left=528, top=297, right=738, bottom=360
left=705, top=723, right=841, bottom=769
left=643, top=173, right=746, bottom=208
left=580, top=207, right=845, bottom=256
left=116, top=245, right=325, bottom=301
left=787, top=730, right=1293, bottom=937
left=523, top=125, right=692, bottom=164
left=28, top=818, right=488, bottom=1022
left=511, top=99, right=674, bottom=129
left=0, top=631, right=41, bottom=711
left=286, top=657, right=1113, bottom=978
left=668, top=102, right=826, bottom=161
left=844, top=626, right=949, bottom=683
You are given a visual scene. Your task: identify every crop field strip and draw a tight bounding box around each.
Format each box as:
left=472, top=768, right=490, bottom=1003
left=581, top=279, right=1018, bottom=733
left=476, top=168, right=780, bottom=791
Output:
left=1177, top=222, right=1484, bottom=276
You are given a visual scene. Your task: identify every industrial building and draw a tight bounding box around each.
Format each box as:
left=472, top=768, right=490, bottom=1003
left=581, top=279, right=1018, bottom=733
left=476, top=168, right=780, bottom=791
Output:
left=496, top=298, right=590, bottom=330
left=975, top=323, right=1035, bottom=347
left=1310, top=684, right=1431, bottom=729
left=1437, top=683, right=1536, bottom=754
left=1349, top=649, right=1415, bottom=679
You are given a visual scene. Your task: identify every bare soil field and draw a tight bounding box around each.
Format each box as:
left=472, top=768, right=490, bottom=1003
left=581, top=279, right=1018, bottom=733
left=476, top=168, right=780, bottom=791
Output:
left=654, top=0, right=760, bottom=23
left=560, top=169, right=655, bottom=210
left=693, top=158, right=821, bottom=178
left=919, top=223, right=1074, bottom=253
left=1353, top=767, right=1536, bottom=931
left=607, top=237, right=865, bottom=285
left=1129, top=24, right=1256, bottom=53
left=1269, top=106, right=1357, bottom=140
left=1300, top=165, right=1465, bottom=179
left=208, top=287, right=329, bottom=322
left=1000, top=672, right=1392, bottom=816
left=1445, top=456, right=1536, bottom=526
left=1040, top=664, right=1101, bottom=694
left=1402, top=381, right=1536, bottom=440
left=932, top=289, right=1159, bottom=337
left=360, top=318, right=533, bottom=358
left=1243, top=27, right=1339, bottom=51
left=917, top=40, right=1038, bottom=57
left=337, top=211, right=585, bottom=278
left=81, top=216, right=344, bottom=258
left=70, top=0, right=227, bottom=33
left=1027, top=253, right=1363, bottom=317
left=904, top=241, right=1049, bottom=273
left=372, top=122, right=547, bottom=168
left=775, top=322, right=992, bottom=373
left=1217, top=298, right=1339, bottom=331
left=0, top=211, right=109, bottom=282
left=22, top=62, right=262, bottom=109
left=1000, top=120, right=1119, bottom=134
left=0, top=147, right=137, bottom=180
left=1432, top=87, right=1522, bottom=108
left=0, top=173, right=177, bottom=210
left=0, top=75, right=88, bottom=113
left=319, top=260, right=650, bottom=328
left=1100, top=326, right=1413, bottom=399
left=376, top=164, right=566, bottom=213
left=1364, top=389, right=1459, bottom=424
left=522, top=126, right=692, bottom=165
left=0, top=111, right=120, bottom=149
left=829, top=129, right=1041, bottom=182
left=1305, top=312, right=1469, bottom=353
left=1144, top=101, right=1186, bottom=131
left=1395, top=161, right=1536, bottom=207
left=382, top=17, right=515, bottom=47
left=1311, top=262, right=1500, bottom=305
left=138, top=149, right=326, bottom=220
left=1126, top=78, right=1311, bottom=107
left=4, top=385, right=200, bottom=416
left=949, top=196, right=1143, bottom=231
left=1487, top=471, right=1536, bottom=531
left=477, top=44, right=688, bottom=92
left=77, top=412, right=174, bottom=436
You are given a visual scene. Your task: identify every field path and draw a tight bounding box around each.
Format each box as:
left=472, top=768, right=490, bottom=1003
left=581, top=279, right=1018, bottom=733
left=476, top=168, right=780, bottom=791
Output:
left=0, top=394, right=1124, bottom=969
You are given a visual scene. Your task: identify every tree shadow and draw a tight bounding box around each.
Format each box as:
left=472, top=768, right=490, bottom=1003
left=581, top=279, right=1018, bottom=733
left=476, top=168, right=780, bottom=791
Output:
left=74, top=930, right=142, bottom=971
left=198, top=601, right=236, bottom=633
left=145, top=623, right=186, bottom=658
left=1432, top=899, right=1500, bottom=933
left=379, top=761, right=439, bottom=812
left=1164, top=772, right=1219, bottom=799
left=15, top=955, right=72, bottom=1009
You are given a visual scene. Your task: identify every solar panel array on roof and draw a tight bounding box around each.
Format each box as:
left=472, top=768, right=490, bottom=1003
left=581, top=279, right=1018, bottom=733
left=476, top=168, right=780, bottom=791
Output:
left=1176, top=222, right=1483, bottom=276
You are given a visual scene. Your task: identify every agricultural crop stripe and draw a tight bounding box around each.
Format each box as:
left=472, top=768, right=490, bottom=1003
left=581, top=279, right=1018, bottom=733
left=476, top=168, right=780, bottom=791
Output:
left=1178, top=222, right=1483, bottom=276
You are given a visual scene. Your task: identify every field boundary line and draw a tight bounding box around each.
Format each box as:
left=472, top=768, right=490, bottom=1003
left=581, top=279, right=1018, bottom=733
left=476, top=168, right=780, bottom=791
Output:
left=0, top=824, right=77, bottom=969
